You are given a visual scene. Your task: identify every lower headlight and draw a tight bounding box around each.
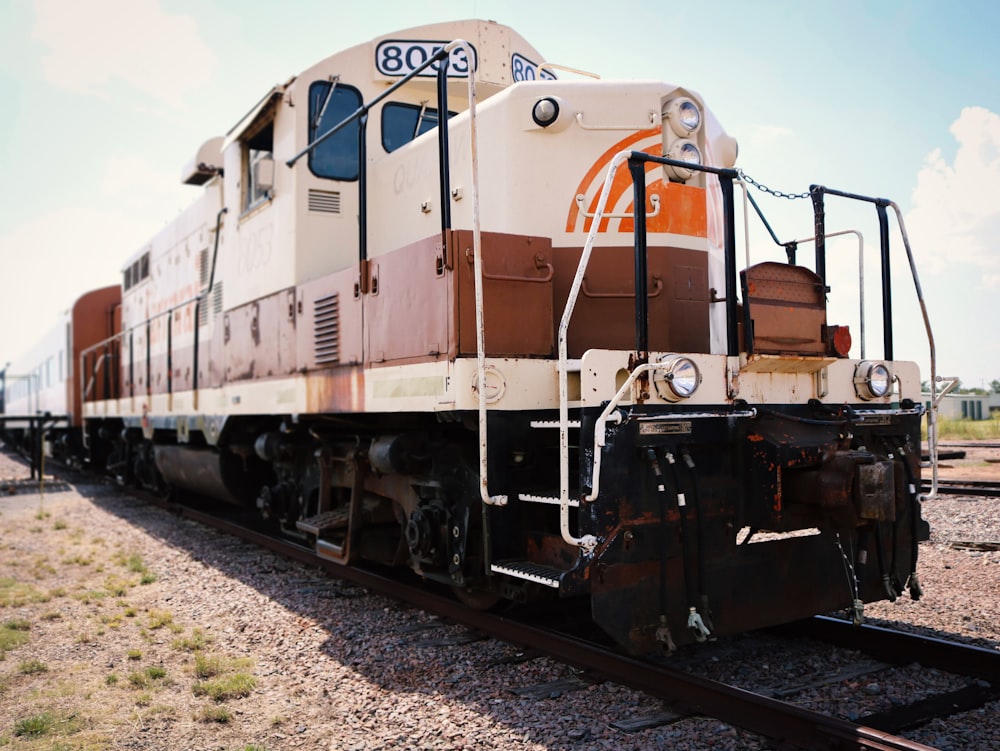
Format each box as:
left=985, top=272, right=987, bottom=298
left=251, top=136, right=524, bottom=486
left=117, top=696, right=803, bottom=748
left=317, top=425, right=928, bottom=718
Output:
left=664, top=139, right=702, bottom=182
left=653, top=355, right=701, bottom=401
left=854, top=361, right=892, bottom=400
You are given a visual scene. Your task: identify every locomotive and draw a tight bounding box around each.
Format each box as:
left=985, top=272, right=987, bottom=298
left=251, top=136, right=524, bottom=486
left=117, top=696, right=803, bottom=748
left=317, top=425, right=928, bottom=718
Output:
left=3, top=20, right=935, bottom=654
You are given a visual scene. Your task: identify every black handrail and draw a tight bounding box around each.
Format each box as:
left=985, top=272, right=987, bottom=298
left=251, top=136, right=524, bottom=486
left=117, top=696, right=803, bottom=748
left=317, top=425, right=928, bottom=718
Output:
left=436, top=55, right=452, bottom=234
left=629, top=158, right=649, bottom=354
left=624, top=153, right=740, bottom=356
left=810, top=185, right=896, bottom=360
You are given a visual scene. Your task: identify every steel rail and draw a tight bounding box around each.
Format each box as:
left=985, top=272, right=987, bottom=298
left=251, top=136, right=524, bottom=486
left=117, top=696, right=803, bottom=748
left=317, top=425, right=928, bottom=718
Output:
left=168, top=503, right=937, bottom=751
left=921, top=479, right=1000, bottom=498
left=777, top=616, right=1000, bottom=684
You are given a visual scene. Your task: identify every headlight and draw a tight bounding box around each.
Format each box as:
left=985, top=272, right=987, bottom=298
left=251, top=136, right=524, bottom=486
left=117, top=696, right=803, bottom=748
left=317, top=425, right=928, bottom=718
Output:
left=664, top=97, right=702, bottom=137
left=854, top=361, right=892, bottom=400
left=664, top=139, right=702, bottom=182
left=653, top=355, right=701, bottom=401
left=531, top=97, right=560, bottom=127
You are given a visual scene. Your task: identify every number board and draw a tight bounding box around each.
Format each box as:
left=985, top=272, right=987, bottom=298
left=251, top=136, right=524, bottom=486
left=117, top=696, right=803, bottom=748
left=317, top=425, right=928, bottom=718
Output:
left=511, top=52, right=557, bottom=82
left=375, top=40, right=477, bottom=77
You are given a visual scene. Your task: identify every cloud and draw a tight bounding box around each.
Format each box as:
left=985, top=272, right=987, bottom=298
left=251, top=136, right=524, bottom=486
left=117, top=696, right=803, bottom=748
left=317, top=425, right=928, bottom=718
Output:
left=31, top=0, right=216, bottom=108
left=100, top=154, right=191, bottom=213
left=906, top=106, right=1000, bottom=275
left=0, top=184, right=190, bottom=362
left=741, top=123, right=795, bottom=147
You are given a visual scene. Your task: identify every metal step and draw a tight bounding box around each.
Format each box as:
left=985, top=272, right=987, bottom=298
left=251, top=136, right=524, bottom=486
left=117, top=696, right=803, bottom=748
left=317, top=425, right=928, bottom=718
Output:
left=518, top=493, right=579, bottom=507
left=296, top=509, right=349, bottom=536
left=490, top=560, right=565, bottom=588
left=529, top=419, right=581, bottom=429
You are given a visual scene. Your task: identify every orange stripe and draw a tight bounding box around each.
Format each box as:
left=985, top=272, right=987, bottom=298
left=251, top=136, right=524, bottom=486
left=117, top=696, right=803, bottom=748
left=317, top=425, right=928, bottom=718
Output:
left=564, top=127, right=662, bottom=232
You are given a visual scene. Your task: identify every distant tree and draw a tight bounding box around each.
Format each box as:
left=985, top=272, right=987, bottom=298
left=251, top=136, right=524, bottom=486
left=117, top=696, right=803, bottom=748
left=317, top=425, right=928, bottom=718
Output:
left=991, top=379, right=1000, bottom=394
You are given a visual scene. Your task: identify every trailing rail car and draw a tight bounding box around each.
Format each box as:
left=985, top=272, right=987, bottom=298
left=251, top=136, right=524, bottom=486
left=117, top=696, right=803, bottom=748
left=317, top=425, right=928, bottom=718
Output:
left=1, top=286, right=120, bottom=464
left=9, top=20, right=936, bottom=654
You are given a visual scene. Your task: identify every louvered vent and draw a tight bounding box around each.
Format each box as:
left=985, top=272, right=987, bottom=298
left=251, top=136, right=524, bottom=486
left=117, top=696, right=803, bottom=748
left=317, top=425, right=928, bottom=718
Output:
left=313, top=293, right=340, bottom=365
left=308, top=189, right=341, bottom=214
left=198, top=297, right=208, bottom=327
left=199, top=248, right=209, bottom=286
left=213, top=282, right=223, bottom=314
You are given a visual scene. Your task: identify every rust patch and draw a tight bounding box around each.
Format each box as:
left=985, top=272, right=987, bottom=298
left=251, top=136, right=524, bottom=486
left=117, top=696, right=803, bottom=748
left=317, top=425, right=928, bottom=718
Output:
left=304, top=366, right=366, bottom=414
left=552, top=244, right=709, bottom=358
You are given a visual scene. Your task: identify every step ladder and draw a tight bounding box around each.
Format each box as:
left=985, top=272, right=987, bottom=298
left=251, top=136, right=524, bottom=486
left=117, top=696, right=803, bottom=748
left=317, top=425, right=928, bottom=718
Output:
left=491, top=560, right=565, bottom=588
left=489, top=417, right=582, bottom=590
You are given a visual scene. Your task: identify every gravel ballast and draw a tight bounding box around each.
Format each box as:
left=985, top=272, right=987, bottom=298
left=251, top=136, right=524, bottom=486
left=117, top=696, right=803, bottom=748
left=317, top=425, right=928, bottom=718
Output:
left=0, top=445, right=996, bottom=750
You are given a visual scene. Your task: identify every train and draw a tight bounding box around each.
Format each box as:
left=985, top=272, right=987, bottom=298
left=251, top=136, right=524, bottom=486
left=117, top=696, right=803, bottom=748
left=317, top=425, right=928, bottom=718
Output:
left=2, top=20, right=936, bottom=654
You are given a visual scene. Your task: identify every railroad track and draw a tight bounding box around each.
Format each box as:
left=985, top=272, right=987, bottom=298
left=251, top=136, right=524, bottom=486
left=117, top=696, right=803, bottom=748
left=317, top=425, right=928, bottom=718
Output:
left=922, top=478, right=1000, bottom=498
left=153, top=496, right=998, bottom=751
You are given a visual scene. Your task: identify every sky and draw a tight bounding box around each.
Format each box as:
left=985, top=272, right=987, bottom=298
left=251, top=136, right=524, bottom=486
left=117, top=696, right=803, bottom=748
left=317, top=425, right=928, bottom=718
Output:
left=1, top=0, right=998, bottom=389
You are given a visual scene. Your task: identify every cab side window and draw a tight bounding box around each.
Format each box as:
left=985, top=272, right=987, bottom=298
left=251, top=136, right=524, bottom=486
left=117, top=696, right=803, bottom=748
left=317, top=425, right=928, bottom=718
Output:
left=244, top=120, right=274, bottom=210
left=308, top=80, right=362, bottom=181
left=382, top=102, right=456, bottom=153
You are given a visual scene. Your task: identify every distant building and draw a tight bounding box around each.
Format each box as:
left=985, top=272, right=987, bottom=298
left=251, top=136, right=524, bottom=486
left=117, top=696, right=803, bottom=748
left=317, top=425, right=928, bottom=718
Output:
left=924, top=392, right=991, bottom=420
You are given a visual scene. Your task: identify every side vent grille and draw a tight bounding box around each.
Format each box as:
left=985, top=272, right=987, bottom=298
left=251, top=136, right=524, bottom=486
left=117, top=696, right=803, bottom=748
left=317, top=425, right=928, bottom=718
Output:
left=199, top=248, right=209, bottom=286
left=198, top=297, right=208, bottom=327
left=308, top=189, right=341, bottom=214
left=314, top=293, right=340, bottom=365
left=213, top=282, right=223, bottom=315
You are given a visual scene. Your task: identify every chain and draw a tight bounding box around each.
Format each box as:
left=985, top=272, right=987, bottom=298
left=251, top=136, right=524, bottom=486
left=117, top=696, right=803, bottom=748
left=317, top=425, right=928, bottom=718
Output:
left=736, top=169, right=811, bottom=200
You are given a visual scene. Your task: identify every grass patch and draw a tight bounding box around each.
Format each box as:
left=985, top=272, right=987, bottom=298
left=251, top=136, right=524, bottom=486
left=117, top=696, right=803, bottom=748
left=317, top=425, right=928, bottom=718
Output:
left=0, top=619, right=30, bottom=655
left=117, top=552, right=157, bottom=583
left=128, top=665, right=168, bottom=689
left=100, top=613, right=124, bottom=628
left=193, top=672, right=257, bottom=701
left=18, top=659, right=48, bottom=674
left=194, top=653, right=222, bottom=679
left=173, top=628, right=211, bottom=652
left=127, top=671, right=151, bottom=689
left=63, top=554, right=94, bottom=566
left=0, top=576, right=49, bottom=607
left=103, top=576, right=130, bottom=597
left=53, top=519, right=68, bottom=530
left=146, top=609, right=174, bottom=630
left=197, top=705, right=232, bottom=723
left=11, top=709, right=80, bottom=738
left=127, top=649, right=142, bottom=661
left=14, top=711, right=56, bottom=737
left=926, top=414, right=1000, bottom=440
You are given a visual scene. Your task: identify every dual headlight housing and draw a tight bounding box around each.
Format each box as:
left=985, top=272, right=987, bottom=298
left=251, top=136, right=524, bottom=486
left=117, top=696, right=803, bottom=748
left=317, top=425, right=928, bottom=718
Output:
left=662, top=95, right=703, bottom=182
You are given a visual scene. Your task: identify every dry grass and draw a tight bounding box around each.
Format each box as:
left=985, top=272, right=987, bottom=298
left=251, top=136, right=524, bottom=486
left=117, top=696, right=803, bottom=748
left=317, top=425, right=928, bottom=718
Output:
left=0, top=488, right=262, bottom=748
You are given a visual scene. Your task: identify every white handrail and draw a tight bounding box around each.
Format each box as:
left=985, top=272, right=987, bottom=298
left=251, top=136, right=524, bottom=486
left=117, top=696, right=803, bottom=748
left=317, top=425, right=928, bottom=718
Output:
left=557, top=149, right=632, bottom=551
left=887, top=201, right=942, bottom=500
left=444, top=40, right=506, bottom=508
left=786, top=229, right=865, bottom=358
